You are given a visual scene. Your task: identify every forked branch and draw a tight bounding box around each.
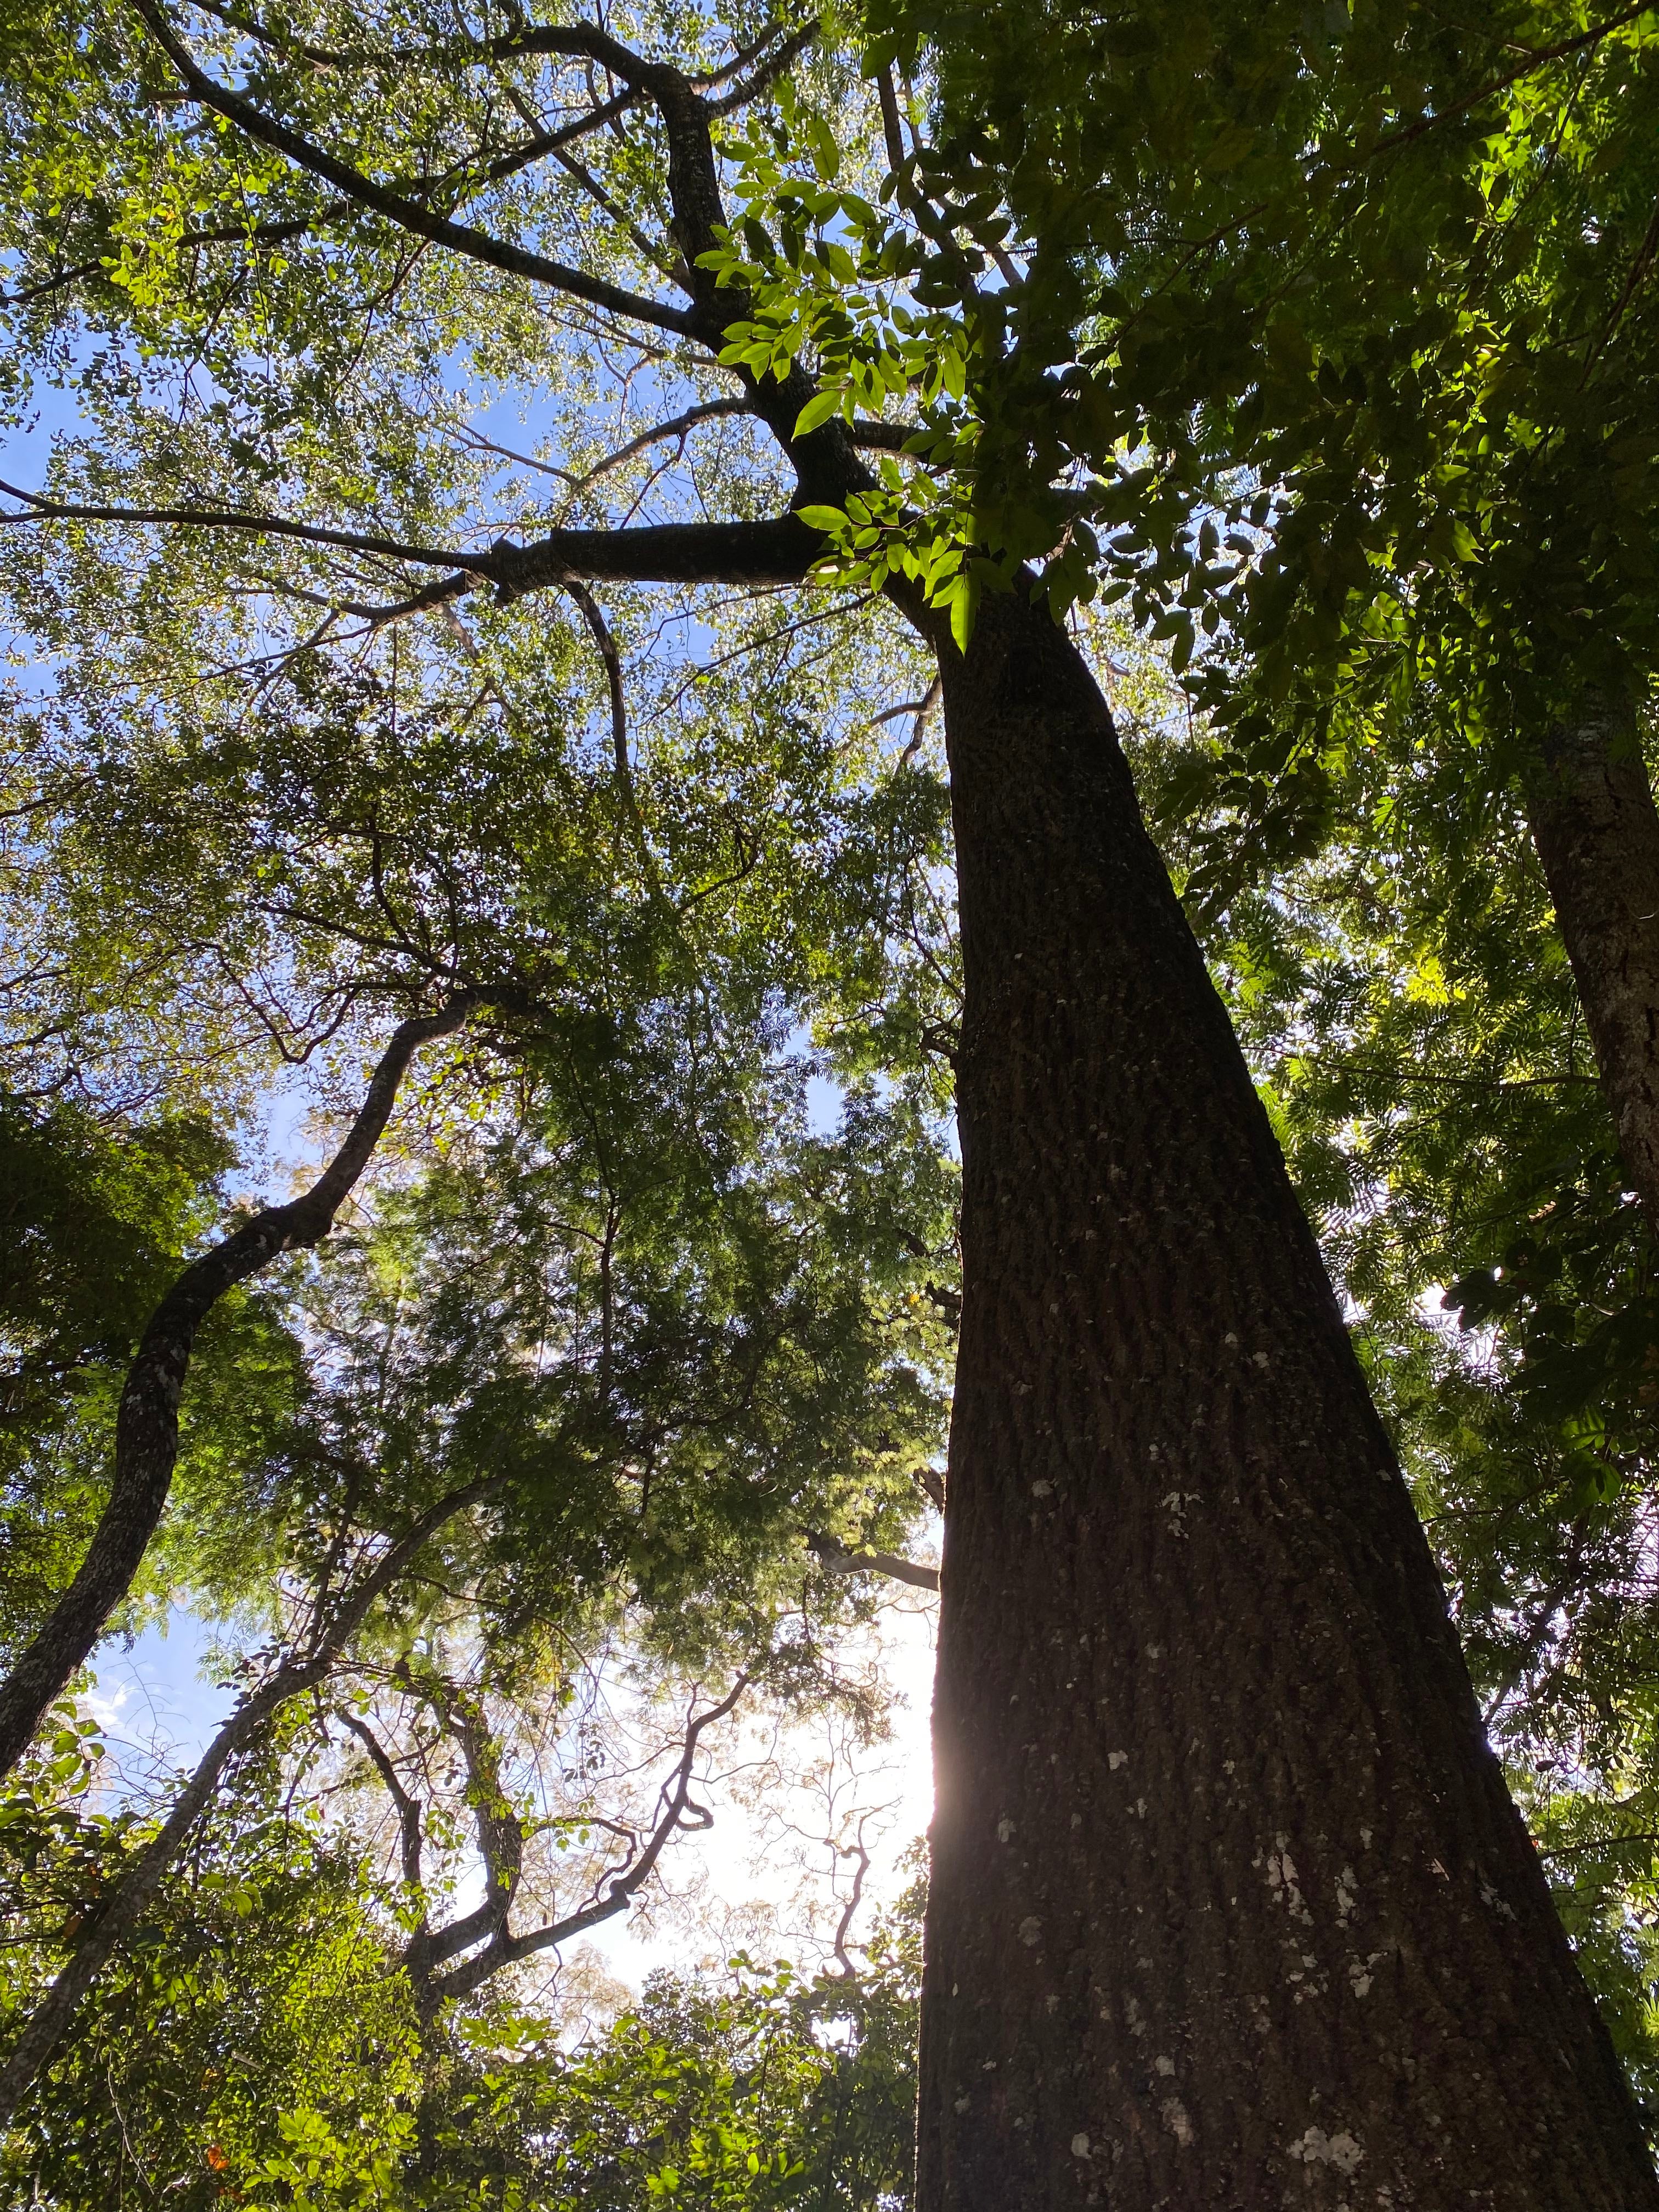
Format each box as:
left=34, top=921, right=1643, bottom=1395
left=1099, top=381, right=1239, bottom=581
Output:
left=129, top=0, right=702, bottom=338
left=431, top=1677, right=748, bottom=2002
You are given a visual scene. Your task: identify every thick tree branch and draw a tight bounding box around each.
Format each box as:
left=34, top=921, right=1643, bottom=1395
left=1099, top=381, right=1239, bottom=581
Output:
left=912, top=1465, right=947, bottom=1514
left=565, top=581, right=630, bottom=785
left=0, top=1474, right=505, bottom=2128
left=42, top=9, right=890, bottom=610
left=807, top=1531, right=940, bottom=1592
left=490, top=515, right=822, bottom=592
left=182, top=0, right=351, bottom=66
left=847, top=418, right=921, bottom=453
left=901, top=674, right=944, bottom=763
left=876, top=66, right=909, bottom=176
left=0, top=480, right=824, bottom=587
left=482, top=15, right=875, bottom=510
left=831, top=1819, right=873, bottom=1976
left=129, top=0, right=702, bottom=338
left=350, top=572, right=476, bottom=628
left=185, top=0, right=800, bottom=115
left=0, top=995, right=477, bottom=1785
left=409, top=1685, right=523, bottom=1975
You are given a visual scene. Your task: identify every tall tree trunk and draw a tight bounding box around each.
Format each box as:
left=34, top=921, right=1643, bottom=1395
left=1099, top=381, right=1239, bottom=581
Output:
left=1523, top=695, right=1659, bottom=1241
left=917, top=595, right=1656, bottom=2209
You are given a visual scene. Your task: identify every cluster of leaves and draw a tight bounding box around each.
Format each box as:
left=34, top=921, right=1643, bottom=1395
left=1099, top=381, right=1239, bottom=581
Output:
left=874, top=0, right=1659, bottom=811
left=0, top=1725, right=421, bottom=2210
left=427, top=1889, right=921, bottom=2211
left=0, top=1096, right=303, bottom=1655
left=710, top=2, right=1659, bottom=752
left=703, top=61, right=1031, bottom=641
left=0, top=1699, right=923, bottom=2212
left=261, top=1080, right=956, bottom=1687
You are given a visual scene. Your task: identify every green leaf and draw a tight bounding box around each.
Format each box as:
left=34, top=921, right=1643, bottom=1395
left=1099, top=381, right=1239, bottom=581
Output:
left=1202, top=122, right=1256, bottom=171
left=793, top=390, right=847, bottom=437
left=806, top=115, right=841, bottom=182
left=949, top=571, right=980, bottom=652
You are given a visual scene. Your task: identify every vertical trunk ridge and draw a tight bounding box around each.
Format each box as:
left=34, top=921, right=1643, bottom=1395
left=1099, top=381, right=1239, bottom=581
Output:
left=1523, top=696, right=1659, bottom=1245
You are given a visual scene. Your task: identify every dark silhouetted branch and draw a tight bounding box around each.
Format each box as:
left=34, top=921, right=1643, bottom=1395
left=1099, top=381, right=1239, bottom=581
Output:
left=340, top=1712, right=425, bottom=1891
left=130, top=0, right=702, bottom=338
left=432, top=1678, right=747, bottom=2001
left=0, top=478, right=823, bottom=589
left=831, top=1818, right=873, bottom=1976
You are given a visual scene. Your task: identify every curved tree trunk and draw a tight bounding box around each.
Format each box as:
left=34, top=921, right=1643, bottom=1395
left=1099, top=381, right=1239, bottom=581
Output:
left=916, top=595, right=1656, bottom=2208
left=0, top=997, right=473, bottom=1782
left=1523, top=695, right=1659, bottom=1240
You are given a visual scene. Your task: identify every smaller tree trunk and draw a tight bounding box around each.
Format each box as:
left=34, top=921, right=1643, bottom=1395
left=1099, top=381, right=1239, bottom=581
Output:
left=1523, top=696, right=1659, bottom=1240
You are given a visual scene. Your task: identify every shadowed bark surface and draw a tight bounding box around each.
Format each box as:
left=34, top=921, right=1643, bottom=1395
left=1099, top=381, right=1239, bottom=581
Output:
left=1525, top=697, right=1659, bottom=1248
left=917, top=593, right=1657, bottom=2209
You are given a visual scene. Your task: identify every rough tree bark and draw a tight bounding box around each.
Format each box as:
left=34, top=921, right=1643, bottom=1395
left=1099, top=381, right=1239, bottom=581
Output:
left=1523, top=695, right=1659, bottom=1245
left=916, top=593, right=1657, bottom=2209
